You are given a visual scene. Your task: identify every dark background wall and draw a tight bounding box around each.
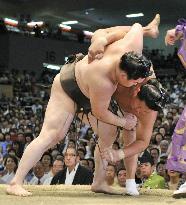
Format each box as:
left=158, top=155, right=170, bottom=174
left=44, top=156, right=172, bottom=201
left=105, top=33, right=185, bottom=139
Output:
left=1, top=33, right=89, bottom=73
left=0, top=34, right=9, bottom=68
left=0, top=25, right=178, bottom=74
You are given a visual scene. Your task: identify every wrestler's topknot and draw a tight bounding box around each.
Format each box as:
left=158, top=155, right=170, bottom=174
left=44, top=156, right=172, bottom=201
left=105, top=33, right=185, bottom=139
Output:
left=119, top=51, right=152, bottom=80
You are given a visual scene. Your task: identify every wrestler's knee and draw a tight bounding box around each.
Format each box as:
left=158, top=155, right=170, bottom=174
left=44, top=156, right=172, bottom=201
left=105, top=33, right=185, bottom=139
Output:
left=133, top=23, right=142, bottom=29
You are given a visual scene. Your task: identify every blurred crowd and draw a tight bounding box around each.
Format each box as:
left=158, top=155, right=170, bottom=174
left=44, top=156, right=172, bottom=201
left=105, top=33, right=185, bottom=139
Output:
left=0, top=50, right=186, bottom=190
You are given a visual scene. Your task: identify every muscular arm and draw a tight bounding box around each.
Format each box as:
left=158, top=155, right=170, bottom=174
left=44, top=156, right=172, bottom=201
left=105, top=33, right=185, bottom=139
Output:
left=101, top=110, right=158, bottom=162
left=90, top=23, right=144, bottom=63
left=88, top=77, right=125, bottom=127
left=123, top=111, right=157, bottom=158
left=88, top=26, right=130, bottom=63
left=91, top=26, right=131, bottom=45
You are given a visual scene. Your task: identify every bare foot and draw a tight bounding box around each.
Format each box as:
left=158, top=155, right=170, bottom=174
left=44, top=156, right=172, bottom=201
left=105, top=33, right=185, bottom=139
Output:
left=91, top=182, right=122, bottom=195
left=146, top=14, right=160, bottom=38
left=6, top=183, right=32, bottom=197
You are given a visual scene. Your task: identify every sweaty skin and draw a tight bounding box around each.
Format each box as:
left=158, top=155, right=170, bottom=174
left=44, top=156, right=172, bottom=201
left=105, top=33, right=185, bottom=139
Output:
left=6, top=16, right=159, bottom=197
left=89, top=84, right=157, bottom=194
left=84, top=15, right=160, bottom=194
left=75, top=22, right=146, bottom=129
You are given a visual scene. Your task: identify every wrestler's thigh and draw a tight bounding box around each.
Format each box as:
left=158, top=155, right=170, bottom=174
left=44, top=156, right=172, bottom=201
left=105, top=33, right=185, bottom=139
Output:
left=80, top=113, right=117, bottom=147
left=40, top=74, right=76, bottom=137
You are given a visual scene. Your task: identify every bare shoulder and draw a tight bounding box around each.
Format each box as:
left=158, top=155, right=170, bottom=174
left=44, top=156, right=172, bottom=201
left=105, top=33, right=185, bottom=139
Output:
left=77, top=56, right=111, bottom=80
left=89, top=71, right=116, bottom=92
left=138, top=111, right=157, bottom=128
left=87, top=56, right=116, bottom=76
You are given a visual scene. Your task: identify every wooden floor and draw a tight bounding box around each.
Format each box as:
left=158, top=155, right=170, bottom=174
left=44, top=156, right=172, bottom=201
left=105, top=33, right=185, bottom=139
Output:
left=0, top=184, right=185, bottom=205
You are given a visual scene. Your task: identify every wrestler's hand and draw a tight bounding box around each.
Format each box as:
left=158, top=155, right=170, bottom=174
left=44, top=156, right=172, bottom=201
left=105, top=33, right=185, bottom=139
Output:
left=88, top=37, right=107, bottom=63
left=101, top=148, right=125, bottom=163
left=122, top=113, right=137, bottom=130
left=165, top=29, right=177, bottom=46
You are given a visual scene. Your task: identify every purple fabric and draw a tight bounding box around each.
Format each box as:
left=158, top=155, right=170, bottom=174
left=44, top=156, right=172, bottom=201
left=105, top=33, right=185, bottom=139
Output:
left=166, top=19, right=186, bottom=172
left=176, top=19, right=186, bottom=67
left=166, top=106, right=186, bottom=172
left=175, top=19, right=186, bottom=33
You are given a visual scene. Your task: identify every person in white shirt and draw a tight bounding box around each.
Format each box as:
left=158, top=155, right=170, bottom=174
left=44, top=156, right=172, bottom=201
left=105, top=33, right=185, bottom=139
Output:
left=43, top=158, right=64, bottom=185
left=29, top=161, right=48, bottom=185
left=51, top=147, right=93, bottom=185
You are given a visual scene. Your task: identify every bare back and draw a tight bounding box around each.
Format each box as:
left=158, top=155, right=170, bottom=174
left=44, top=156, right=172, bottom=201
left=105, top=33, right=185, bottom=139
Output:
left=75, top=36, right=137, bottom=98
left=72, top=23, right=144, bottom=127
left=115, top=85, right=157, bottom=143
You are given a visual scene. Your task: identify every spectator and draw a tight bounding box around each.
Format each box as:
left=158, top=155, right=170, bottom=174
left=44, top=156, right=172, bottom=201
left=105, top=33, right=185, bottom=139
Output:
left=29, top=161, right=48, bottom=185
left=85, top=138, right=96, bottom=158
left=31, top=100, right=43, bottom=115
left=1, top=155, right=18, bottom=184
left=51, top=147, right=93, bottom=185
left=158, top=127, right=166, bottom=137
left=150, top=147, right=160, bottom=166
left=166, top=170, right=184, bottom=190
left=50, top=148, right=61, bottom=161
left=40, top=152, right=53, bottom=174
left=80, top=159, right=89, bottom=170
left=0, top=61, right=184, bottom=192
left=7, top=148, right=17, bottom=157
left=135, top=162, right=142, bottom=185
left=87, top=158, right=95, bottom=173
left=16, top=132, right=25, bottom=157
left=117, top=167, right=127, bottom=187
left=0, top=133, right=6, bottom=156
left=105, top=164, right=117, bottom=186
left=24, top=133, right=34, bottom=150
left=156, top=161, right=168, bottom=181
left=159, top=140, right=169, bottom=156
left=153, top=133, right=164, bottom=146
left=68, top=139, right=76, bottom=148
left=77, top=148, right=86, bottom=160
left=12, top=141, right=22, bottom=158
left=43, top=158, right=64, bottom=185
left=139, top=150, right=166, bottom=189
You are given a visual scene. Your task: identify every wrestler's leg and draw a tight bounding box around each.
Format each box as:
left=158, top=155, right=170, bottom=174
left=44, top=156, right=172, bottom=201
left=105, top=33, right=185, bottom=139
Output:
left=80, top=113, right=118, bottom=194
left=143, top=14, right=160, bottom=38
left=116, top=14, right=159, bottom=56
left=92, top=124, right=119, bottom=193
left=118, top=23, right=143, bottom=57
left=95, top=14, right=160, bottom=39
left=122, top=129, right=139, bottom=196
left=7, top=74, right=76, bottom=196
left=128, top=14, right=160, bottom=38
